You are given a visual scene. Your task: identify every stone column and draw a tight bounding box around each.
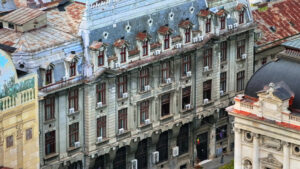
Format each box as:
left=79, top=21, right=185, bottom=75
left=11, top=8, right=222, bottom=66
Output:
left=283, top=142, right=290, bottom=169
left=234, top=128, right=242, bottom=169
left=209, top=123, right=216, bottom=158
left=253, top=133, right=260, bottom=169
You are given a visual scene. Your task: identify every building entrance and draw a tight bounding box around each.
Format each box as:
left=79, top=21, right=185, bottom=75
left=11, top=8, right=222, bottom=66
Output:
left=196, top=132, right=208, bottom=161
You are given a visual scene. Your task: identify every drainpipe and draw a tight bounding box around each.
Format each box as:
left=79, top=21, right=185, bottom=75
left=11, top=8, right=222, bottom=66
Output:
left=82, top=81, right=86, bottom=169
left=192, top=50, right=197, bottom=167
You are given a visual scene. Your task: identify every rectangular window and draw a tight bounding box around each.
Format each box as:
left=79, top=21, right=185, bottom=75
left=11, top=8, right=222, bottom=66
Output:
left=220, top=41, right=227, bottom=62
left=117, top=75, right=127, bottom=98
left=6, top=135, right=13, bottom=148
left=121, top=47, right=126, bottom=63
left=143, top=41, right=148, bottom=56
left=45, top=131, right=55, bottom=155
left=26, top=128, right=33, bottom=140
left=118, top=108, right=127, bottom=130
left=182, top=55, right=191, bottom=76
left=237, top=71, right=245, bottom=91
left=161, top=93, right=170, bottom=117
left=45, top=96, right=55, bottom=121
left=220, top=72, right=227, bottom=93
left=140, top=100, right=149, bottom=125
left=96, top=83, right=106, bottom=104
left=161, top=61, right=170, bottom=83
left=136, top=139, right=148, bottom=169
left=164, top=34, right=170, bottom=49
left=177, top=124, right=189, bottom=155
left=140, top=68, right=149, bottom=92
left=8, top=23, right=14, bottom=29
left=98, top=50, right=104, bottom=66
left=69, top=122, right=79, bottom=147
left=239, top=11, right=244, bottom=24
left=97, top=116, right=106, bottom=138
left=69, top=88, right=79, bottom=111
left=206, top=18, right=211, bottom=33
left=220, top=16, right=226, bottom=30
left=45, top=69, right=52, bottom=84
left=237, top=39, right=245, bottom=59
left=182, top=86, right=191, bottom=109
left=70, top=62, right=76, bottom=77
left=157, top=132, right=168, bottom=162
left=204, top=48, right=212, bottom=68
left=216, top=125, right=227, bottom=141
left=203, top=80, right=212, bottom=100
left=185, top=28, right=191, bottom=43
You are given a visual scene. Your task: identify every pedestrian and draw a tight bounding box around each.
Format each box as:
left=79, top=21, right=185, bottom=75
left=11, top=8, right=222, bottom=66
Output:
left=220, top=153, right=224, bottom=163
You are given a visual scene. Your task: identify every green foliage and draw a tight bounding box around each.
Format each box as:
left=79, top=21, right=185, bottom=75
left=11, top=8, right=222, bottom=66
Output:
left=219, top=160, right=234, bottom=169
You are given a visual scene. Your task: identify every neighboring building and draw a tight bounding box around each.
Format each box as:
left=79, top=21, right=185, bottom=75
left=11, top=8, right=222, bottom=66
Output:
left=0, top=4, right=86, bottom=169
left=0, top=49, right=39, bottom=169
left=252, top=0, right=300, bottom=71
left=227, top=41, right=300, bottom=169
left=0, top=0, right=16, bottom=16
left=80, top=0, right=255, bottom=168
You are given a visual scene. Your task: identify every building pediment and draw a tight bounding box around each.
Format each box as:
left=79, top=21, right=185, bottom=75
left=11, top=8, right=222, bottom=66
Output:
left=260, top=153, right=282, bottom=168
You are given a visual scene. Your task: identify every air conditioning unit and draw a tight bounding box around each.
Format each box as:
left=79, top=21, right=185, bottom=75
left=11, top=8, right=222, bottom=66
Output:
left=69, top=108, right=75, bottom=114
left=152, top=151, right=159, bottom=164
left=185, top=104, right=191, bottom=110
left=154, top=50, right=161, bottom=55
left=97, top=136, right=103, bottom=142
left=97, top=102, right=103, bottom=108
left=122, top=92, right=128, bottom=98
left=192, top=37, right=198, bottom=43
left=166, top=78, right=172, bottom=84
left=74, top=141, right=80, bottom=148
left=198, top=36, right=204, bottom=42
left=172, top=146, right=179, bottom=157
left=204, top=66, right=209, bottom=72
left=233, top=23, right=238, bottom=28
left=145, top=119, right=151, bottom=125
left=176, top=43, right=182, bottom=49
left=115, top=63, right=120, bottom=68
left=186, top=71, right=192, bottom=77
left=131, top=159, right=138, bottom=169
left=118, top=128, right=124, bottom=135
left=220, top=90, right=224, bottom=96
left=204, top=98, right=209, bottom=104
left=242, top=53, right=247, bottom=59
left=228, top=25, right=233, bottom=30
left=144, top=85, right=151, bottom=91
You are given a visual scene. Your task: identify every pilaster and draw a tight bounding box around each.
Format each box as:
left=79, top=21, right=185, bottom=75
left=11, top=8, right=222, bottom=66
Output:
left=234, top=128, right=242, bottom=169
left=253, top=133, right=260, bottom=169
left=283, top=141, right=290, bottom=169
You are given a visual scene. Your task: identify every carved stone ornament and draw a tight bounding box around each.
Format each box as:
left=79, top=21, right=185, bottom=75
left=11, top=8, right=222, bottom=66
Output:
left=262, top=136, right=282, bottom=151
left=260, top=153, right=283, bottom=169
left=16, top=123, right=23, bottom=139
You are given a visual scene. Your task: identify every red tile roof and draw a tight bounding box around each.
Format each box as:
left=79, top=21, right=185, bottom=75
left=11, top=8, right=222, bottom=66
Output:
left=253, top=0, right=300, bottom=52
left=113, top=39, right=128, bottom=48
left=136, top=32, right=151, bottom=41
left=157, top=26, right=173, bottom=35
left=89, top=41, right=108, bottom=50
left=0, top=8, right=45, bottom=25
left=128, top=48, right=140, bottom=56
left=178, top=20, right=193, bottom=29
left=198, top=10, right=211, bottom=17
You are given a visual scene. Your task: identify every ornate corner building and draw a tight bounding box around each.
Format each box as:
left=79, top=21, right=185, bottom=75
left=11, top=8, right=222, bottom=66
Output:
left=0, top=50, right=39, bottom=169
left=227, top=41, right=300, bottom=169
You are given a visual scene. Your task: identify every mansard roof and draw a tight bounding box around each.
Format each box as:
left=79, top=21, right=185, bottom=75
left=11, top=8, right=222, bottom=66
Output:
left=245, top=58, right=300, bottom=109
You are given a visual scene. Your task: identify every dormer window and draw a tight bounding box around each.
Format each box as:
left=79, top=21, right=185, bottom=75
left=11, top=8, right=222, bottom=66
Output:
left=46, top=69, right=52, bottom=85
left=70, top=61, right=76, bottom=77
left=239, top=11, right=244, bottom=24
left=143, top=40, right=148, bottom=56
left=121, top=47, right=126, bottom=63
left=206, top=19, right=211, bottom=33
left=185, top=28, right=191, bottom=43
left=164, top=34, right=170, bottom=50
left=221, top=16, right=226, bottom=30
left=98, top=50, right=104, bottom=66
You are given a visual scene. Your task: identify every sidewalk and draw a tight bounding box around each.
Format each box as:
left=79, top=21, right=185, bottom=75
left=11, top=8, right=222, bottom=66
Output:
left=199, top=152, right=234, bottom=169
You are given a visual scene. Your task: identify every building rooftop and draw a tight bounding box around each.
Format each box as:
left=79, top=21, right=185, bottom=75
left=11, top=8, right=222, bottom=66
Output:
left=0, top=0, right=16, bottom=13
left=282, top=38, right=300, bottom=50
left=253, top=0, right=300, bottom=52
left=0, top=8, right=45, bottom=25
left=0, top=2, right=85, bottom=53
